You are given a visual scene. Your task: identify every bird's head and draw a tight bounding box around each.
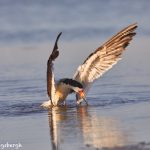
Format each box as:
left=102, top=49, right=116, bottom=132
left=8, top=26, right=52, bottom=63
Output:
left=78, top=89, right=86, bottom=100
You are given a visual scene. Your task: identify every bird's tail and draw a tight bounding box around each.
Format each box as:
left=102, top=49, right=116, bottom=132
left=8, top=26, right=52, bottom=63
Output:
left=41, top=100, right=52, bottom=109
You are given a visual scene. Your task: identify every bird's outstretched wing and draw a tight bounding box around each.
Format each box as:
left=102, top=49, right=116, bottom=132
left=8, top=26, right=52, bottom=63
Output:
left=73, top=23, right=137, bottom=92
left=47, top=32, right=62, bottom=102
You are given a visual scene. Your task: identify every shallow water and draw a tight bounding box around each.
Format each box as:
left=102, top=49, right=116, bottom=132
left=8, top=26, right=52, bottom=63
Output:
left=1, top=103, right=150, bottom=150
left=0, top=0, right=150, bottom=150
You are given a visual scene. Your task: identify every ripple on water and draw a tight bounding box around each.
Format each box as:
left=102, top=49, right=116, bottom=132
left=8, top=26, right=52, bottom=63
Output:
left=0, top=102, right=45, bottom=117
left=0, top=96, right=150, bottom=117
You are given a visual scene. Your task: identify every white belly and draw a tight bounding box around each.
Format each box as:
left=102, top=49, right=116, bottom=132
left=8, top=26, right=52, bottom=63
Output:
left=55, top=83, right=70, bottom=104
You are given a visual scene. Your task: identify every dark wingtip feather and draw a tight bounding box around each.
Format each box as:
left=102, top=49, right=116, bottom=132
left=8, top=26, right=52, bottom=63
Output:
left=53, top=32, right=62, bottom=50
left=49, top=32, right=62, bottom=61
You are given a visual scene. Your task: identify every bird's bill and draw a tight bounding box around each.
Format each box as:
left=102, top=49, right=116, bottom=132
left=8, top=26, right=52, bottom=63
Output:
left=79, top=90, right=86, bottom=100
left=77, top=90, right=88, bottom=105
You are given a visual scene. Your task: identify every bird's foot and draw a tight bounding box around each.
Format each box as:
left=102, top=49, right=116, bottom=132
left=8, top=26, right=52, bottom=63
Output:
left=84, top=99, right=89, bottom=106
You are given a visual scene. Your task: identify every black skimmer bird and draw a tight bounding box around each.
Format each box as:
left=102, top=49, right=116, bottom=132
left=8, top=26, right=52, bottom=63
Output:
left=41, top=23, right=137, bottom=108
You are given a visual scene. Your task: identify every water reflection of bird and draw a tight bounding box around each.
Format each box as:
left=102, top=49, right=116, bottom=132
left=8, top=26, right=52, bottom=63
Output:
left=42, top=23, right=137, bottom=107
left=48, top=107, right=68, bottom=150
left=77, top=107, right=127, bottom=148
left=48, top=106, right=127, bottom=150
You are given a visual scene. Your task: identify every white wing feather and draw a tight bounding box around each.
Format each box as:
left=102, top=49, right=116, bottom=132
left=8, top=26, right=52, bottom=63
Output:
left=73, top=23, right=137, bottom=92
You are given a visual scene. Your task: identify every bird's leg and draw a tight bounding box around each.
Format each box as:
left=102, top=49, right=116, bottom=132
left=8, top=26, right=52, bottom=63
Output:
left=63, top=100, right=66, bottom=106
left=50, top=100, right=54, bottom=106
left=83, top=99, right=88, bottom=106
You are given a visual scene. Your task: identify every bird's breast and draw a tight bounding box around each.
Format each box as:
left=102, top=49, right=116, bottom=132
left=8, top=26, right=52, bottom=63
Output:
left=55, top=84, right=70, bottom=101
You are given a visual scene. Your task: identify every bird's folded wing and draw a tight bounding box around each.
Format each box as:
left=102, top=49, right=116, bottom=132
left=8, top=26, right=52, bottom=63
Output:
left=73, top=23, right=137, bottom=92
left=47, top=32, right=62, bottom=101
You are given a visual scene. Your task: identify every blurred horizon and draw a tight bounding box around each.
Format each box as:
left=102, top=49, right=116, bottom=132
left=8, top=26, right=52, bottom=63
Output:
left=0, top=0, right=150, bottom=47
